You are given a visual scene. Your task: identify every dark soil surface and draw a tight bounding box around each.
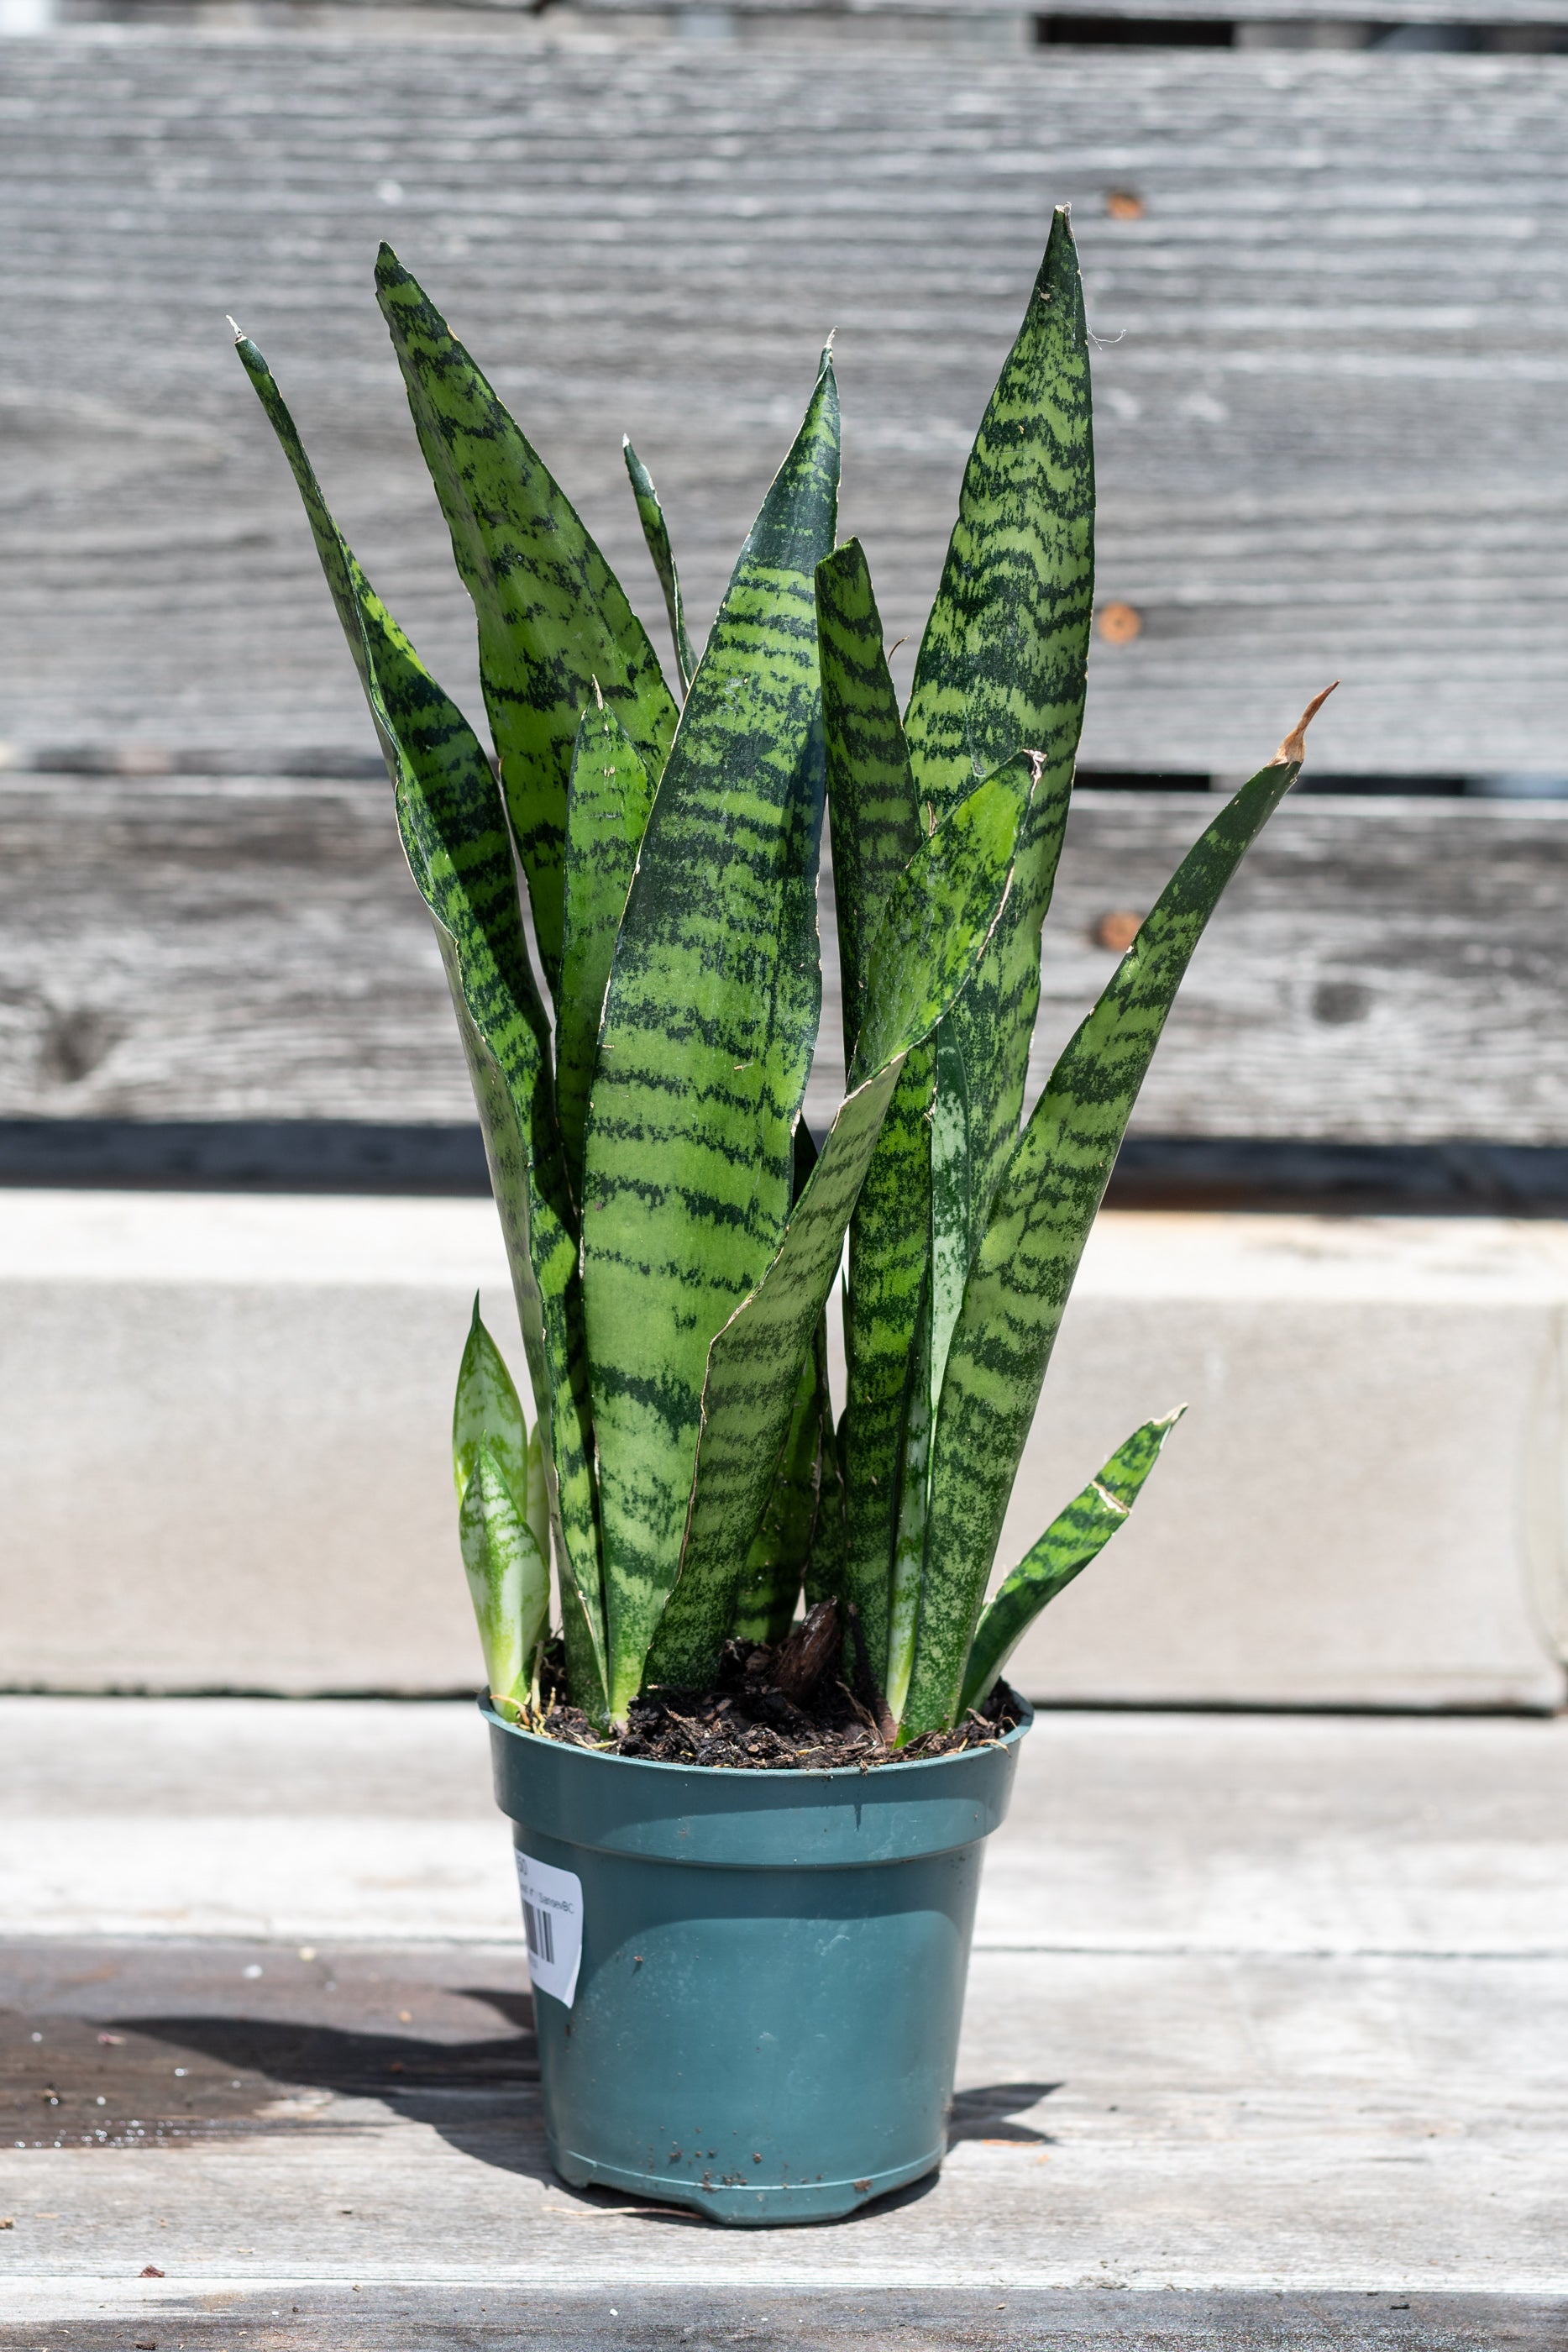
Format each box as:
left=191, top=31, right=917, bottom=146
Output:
left=516, top=1608, right=1020, bottom=1771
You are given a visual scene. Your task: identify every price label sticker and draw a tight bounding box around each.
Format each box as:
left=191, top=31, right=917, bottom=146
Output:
left=513, top=1850, right=584, bottom=2009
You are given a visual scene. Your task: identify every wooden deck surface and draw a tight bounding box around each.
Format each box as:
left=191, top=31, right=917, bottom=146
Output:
left=3, top=29, right=1567, bottom=776
left=3, top=1703, right=1565, bottom=2339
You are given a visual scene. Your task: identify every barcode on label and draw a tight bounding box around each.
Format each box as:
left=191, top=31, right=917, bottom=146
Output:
left=521, top=1898, right=555, bottom=1966
left=513, top=1849, right=584, bottom=2008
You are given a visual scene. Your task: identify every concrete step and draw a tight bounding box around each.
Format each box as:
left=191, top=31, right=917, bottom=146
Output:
left=1, top=1193, right=1563, bottom=1708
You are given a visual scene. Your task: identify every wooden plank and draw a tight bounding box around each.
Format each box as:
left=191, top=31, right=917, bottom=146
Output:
left=576, top=0, right=1568, bottom=21
left=1, top=1939, right=1564, bottom=2297
left=3, top=1709, right=1565, bottom=2306
left=6, top=2286, right=1566, bottom=2351
left=3, top=34, right=1568, bottom=775
left=5, top=776, right=1567, bottom=1143
left=0, top=775, right=469, bottom=1126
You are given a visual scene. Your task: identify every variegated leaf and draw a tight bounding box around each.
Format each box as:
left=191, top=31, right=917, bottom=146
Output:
left=459, top=1443, right=551, bottom=1712
left=558, top=703, right=654, bottom=1205
left=642, top=761, right=1030, bottom=1691
left=815, top=536, right=922, bottom=1070
left=584, top=358, right=841, bottom=1715
left=375, top=248, right=679, bottom=990
left=959, top=1409, right=1185, bottom=1714
left=453, top=1295, right=528, bottom=1507
left=233, top=330, right=610, bottom=1719
left=624, top=437, right=697, bottom=696
left=901, top=695, right=1334, bottom=1737
left=726, top=1345, right=822, bottom=1649
left=906, top=207, right=1093, bottom=1359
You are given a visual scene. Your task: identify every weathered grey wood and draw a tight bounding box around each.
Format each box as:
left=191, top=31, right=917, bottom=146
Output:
left=0, top=774, right=470, bottom=1126
left=1030, top=790, right=1568, bottom=1143
left=3, top=32, right=1568, bottom=774
left=3, top=1709, right=1565, bottom=2308
left=5, top=2284, right=1565, bottom=2350
left=574, top=0, right=1568, bottom=22
left=6, top=776, right=1568, bottom=1142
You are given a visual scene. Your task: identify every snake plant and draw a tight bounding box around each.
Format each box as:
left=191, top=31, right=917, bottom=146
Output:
left=235, top=213, right=1328, bottom=1739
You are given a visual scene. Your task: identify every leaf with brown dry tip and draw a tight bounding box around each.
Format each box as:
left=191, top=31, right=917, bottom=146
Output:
left=901, top=690, right=1335, bottom=1738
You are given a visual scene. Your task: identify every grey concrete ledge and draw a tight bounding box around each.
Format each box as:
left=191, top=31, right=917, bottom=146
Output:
left=1, top=1194, right=1564, bottom=1707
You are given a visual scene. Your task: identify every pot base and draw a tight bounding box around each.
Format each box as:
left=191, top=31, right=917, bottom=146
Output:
left=550, top=2140, right=943, bottom=2227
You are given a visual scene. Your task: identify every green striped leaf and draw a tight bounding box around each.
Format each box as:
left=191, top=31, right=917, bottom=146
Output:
left=524, top=1420, right=550, bottom=1570
left=557, top=703, right=654, bottom=1205
left=624, top=437, right=697, bottom=697
left=804, top=1321, right=847, bottom=1612
left=817, top=535, right=936, bottom=1684
left=909, top=209, right=1094, bottom=1336
left=903, top=207, right=1094, bottom=820
left=838, top=1044, right=932, bottom=1679
left=643, top=763, right=1030, bottom=1692
left=583, top=359, right=842, bottom=1715
left=452, top=1296, right=528, bottom=1507
left=726, top=1344, right=822, bottom=1648
left=959, top=1410, right=1184, bottom=1715
left=459, top=1443, right=551, bottom=1714
left=375, top=247, right=679, bottom=990
left=815, top=537, right=922, bottom=1072
left=233, top=330, right=610, bottom=1720
left=900, top=706, right=1332, bottom=1739
left=882, top=1273, right=931, bottom=1722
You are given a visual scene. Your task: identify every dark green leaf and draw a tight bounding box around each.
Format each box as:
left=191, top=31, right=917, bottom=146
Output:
left=902, top=207, right=1094, bottom=819
left=375, top=247, right=679, bottom=990
left=839, top=1043, right=931, bottom=1681
left=904, top=209, right=1095, bottom=1405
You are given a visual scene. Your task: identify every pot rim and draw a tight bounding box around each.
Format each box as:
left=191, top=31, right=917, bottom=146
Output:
left=480, top=1688, right=1033, bottom=1784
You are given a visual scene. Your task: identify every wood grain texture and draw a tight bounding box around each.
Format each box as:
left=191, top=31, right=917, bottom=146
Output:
left=2, top=1925, right=1565, bottom=2295
left=6, top=778, right=1568, bottom=1143
left=575, top=0, right=1568, bottom=22
left=3, top=32, right=1568, bottom=776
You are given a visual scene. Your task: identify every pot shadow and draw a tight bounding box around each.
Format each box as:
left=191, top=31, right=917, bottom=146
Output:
left=100, top=1993, right=1059, bottom=2223
left=104, top=1985, right=559, bottom=2189
left=947, top=2080, right=1062, bottom=2145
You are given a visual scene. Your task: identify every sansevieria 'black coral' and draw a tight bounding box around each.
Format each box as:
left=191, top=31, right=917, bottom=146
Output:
left=236, top=214, right=1332, bottom=1737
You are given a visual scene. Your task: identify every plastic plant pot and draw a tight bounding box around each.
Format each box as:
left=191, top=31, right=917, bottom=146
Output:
left=485, top=1696, right=1031, bottom=2225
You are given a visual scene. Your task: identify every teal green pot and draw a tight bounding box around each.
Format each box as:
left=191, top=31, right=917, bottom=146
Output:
left=484, top=1697, right=1030, bottom=2226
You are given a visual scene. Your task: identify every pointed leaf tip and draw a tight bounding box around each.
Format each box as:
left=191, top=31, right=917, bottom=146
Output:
left=1274, top=681, right=1338, bottom=768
